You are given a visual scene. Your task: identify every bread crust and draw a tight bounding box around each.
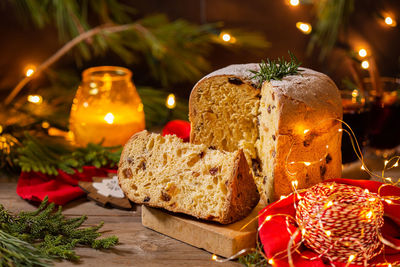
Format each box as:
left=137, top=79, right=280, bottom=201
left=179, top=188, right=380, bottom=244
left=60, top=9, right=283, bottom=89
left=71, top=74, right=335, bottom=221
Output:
left=221, top=150, right=260, bottom=224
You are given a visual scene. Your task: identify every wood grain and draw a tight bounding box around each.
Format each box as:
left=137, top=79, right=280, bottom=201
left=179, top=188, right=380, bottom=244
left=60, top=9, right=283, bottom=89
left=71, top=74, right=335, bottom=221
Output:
left=0, top=179, right=240, bottom=266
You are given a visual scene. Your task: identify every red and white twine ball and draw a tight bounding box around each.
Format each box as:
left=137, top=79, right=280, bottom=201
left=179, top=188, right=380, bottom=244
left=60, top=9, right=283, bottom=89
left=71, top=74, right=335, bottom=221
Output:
left=296, top=182, right=384, bottom=265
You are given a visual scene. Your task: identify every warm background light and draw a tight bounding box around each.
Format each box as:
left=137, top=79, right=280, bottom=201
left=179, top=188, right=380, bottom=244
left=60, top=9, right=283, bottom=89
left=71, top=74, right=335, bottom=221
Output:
left=358, top=48, right=367, bottom=58
left=289, top=0, right=299, bottom=6
left=361, top=60, right=369, bottom=69
left=24, top=65, right=36, bottom=77
left=296, top=22, right=312, bottom=34
left=221, top=32, right=231, bottom=42
left=27, top=94, right=43, bottom=104
left=384, top=16, right=396, bottom=27
left=166, top=93, right=176, bottom=109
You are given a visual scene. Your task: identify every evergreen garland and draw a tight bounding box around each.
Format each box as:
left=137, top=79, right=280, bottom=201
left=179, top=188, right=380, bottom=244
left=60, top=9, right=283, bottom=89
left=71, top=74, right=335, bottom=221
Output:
left=0, top=196, right=118, bottom=263
left=14, top=132, right=121, bottom=176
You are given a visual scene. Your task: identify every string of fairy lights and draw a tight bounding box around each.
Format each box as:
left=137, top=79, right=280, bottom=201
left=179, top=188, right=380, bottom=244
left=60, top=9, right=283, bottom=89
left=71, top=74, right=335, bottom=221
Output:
left=211, top=117, right=400, bottom=266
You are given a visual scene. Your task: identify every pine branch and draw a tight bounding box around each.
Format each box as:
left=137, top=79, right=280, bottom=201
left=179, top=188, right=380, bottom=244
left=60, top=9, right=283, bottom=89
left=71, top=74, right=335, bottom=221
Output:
left=0, top=230, right=52, bottom=267
left=249, top=51, right=302, bottom=88
left=14, top=132, right=121, bottom=175
left=0, top=196, right=119, bottom=262
left=5, top=23, right=138, bottom=105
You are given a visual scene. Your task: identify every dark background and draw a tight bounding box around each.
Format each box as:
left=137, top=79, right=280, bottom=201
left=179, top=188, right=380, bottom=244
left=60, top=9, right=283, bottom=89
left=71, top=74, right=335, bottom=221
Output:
left=1, top=0, right=399, bottom=99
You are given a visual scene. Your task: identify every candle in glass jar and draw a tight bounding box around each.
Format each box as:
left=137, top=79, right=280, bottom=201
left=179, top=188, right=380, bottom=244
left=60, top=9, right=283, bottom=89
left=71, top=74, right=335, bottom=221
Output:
left=69, top=66, right=145, bottom=147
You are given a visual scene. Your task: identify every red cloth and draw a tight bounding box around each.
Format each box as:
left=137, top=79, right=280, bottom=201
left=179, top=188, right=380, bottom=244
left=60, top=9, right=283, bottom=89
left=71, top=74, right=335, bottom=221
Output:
left=162, top=120, right=191, bottom=142
left=17, top=166, right=116, bottom=205
left=258, top=179, right=400, bottom=267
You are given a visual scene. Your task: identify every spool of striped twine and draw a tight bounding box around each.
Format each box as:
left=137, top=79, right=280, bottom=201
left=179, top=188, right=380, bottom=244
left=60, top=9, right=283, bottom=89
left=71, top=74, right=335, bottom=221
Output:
left=296, top=182, right=384, bottom=265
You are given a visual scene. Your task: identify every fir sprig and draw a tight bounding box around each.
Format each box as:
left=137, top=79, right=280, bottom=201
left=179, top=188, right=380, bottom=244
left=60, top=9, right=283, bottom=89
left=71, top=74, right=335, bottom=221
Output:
left=249, top=51, right=302, bottom=88
left=14, top=133, right=121, bottom=175
left=0, top=230, right=52, bottom=267
left=0, top=196, right=119, bottom=262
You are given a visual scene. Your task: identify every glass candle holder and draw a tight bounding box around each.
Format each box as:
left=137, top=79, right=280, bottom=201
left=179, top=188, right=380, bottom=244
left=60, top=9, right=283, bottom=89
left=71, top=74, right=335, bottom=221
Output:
left=69, top=66, right=145, bottom=147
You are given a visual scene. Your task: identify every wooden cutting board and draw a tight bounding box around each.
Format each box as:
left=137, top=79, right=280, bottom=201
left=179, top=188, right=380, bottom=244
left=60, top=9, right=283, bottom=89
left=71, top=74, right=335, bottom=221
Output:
left=142, top=203, right=263, bottom=258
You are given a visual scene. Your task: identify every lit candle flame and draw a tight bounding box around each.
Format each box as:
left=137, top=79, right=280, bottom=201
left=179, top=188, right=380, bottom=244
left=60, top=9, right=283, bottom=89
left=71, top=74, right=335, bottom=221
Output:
left=27, top=95, right=43, bottom=104
left=166, top=94, right=176, bottom=109
left=104, top=113, right=115, bottom=124
left=296, top=22, right=312, bottom=34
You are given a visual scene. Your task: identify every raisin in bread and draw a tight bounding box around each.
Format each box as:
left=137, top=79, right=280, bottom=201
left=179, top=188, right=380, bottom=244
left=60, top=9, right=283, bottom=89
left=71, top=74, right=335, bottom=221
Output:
left=189, top=65, right=342, bottom=203
left=118, top=130, right=259, bottom=224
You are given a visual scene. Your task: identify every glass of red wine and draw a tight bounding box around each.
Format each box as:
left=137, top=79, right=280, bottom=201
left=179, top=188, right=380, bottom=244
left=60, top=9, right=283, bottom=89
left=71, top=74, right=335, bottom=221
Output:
left=364, top=77, right=400, bottom=158
left=341, top=89, right=370, bottom=163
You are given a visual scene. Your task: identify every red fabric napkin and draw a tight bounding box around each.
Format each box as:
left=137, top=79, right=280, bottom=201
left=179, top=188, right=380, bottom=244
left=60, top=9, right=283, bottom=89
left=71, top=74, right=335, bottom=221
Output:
left=162, top=120, right=191, bottom=142
left=258, top=179, right=400, bottom=267
left=17, top=166, right=116, bottom=205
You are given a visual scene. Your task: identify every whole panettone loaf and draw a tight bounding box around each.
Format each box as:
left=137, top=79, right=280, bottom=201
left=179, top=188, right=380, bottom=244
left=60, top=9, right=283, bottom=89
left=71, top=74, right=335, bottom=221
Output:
left=189, top=64, right=342, bottom=204
left=118, top=130, right=259, bottom=224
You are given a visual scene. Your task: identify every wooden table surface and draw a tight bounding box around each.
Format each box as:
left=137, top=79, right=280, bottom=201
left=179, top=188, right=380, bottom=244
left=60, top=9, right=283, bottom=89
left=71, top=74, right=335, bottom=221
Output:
left=0, top=177, right=239, bottom=267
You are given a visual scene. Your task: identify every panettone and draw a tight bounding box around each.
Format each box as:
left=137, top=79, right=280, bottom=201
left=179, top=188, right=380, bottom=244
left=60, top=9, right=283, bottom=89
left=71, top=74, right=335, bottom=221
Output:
left=189, top=64, right=342, bottom=203
left=118, top=130, right=259, bottom=224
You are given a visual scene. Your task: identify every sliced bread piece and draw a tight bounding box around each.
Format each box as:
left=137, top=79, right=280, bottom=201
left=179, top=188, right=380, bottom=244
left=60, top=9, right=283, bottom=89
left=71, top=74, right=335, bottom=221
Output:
left=118, top=130, right=259, bottom=224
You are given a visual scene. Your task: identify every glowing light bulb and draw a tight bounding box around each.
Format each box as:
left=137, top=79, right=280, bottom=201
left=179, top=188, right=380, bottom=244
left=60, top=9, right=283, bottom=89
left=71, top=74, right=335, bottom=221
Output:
left=83, top=102, right=89, bottom=108
left=358, top=48, right=367, bottom=58
left=325, top=201, right=333, bottom=208
left=384, top=16, right=396, bottom=26
left=385, top=177, right=392, bottom=182
left=296, top=22, right=312, bottom=34
left=27, top=95, right=43, bottom=104
left=220, top=33, right=231, bottom=42
left=348, top=255, right=356, bottom=263
left=24, top=65, right=36, bottom=77
left=166, top=94, right=176, bottom=109
left=365, top=211, right=373, bottom=219
left=304, top=162, right=311, bottom=166
left=41, top=121, right=50, bottom=129
left=104, top=113, right=114, bottom=124
left=211, top=254, right=217, bottom=261
left=268, top=258, right=274, bottom=265
left=290, top=0, right=299, bottom=6
left=325, top=230, right=331, bottom=237
left=361, top=60, right=369, bottom=69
